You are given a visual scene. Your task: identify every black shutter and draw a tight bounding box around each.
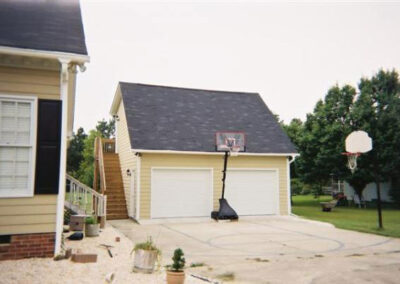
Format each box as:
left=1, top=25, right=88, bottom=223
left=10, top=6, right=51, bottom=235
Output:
left=35, top=100, right=62, bottom=194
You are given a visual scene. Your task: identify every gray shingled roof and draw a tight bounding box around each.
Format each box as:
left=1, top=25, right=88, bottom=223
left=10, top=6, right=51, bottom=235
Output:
left=0, top=0, right=87, bottom=55
left=120, top=83, right=297, bottom=154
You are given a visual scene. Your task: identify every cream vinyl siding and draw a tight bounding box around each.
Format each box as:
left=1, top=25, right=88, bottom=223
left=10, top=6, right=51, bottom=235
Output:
left=116, top=99, right=137, bottom=217
left=0, top=64, right=60, bottom=235
left=0, top=195, right=57, bottom=234
left=139, top=154, right=288, bottom=219
left=0, top=66, right=60, bottom=100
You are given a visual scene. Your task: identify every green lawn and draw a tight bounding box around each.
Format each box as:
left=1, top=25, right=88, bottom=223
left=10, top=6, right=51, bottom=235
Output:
left=292, top=195, right=400, bottom=238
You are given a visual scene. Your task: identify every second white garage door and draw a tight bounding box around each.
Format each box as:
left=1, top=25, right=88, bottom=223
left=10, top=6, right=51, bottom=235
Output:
left=151, top=168, right=213, bottom=218
left=225, top=169, right=279, bottom=215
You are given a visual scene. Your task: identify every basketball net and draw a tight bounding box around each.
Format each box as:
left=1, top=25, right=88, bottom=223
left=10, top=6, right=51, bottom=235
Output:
left=342, top=152, right=360, bottom=174
left=225, top=138, right=240, bottom=156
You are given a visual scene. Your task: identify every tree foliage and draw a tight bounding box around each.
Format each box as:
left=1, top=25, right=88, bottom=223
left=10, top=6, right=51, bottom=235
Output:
left=282, top=69, right=400, bottom=203
left=67, top=119, right=116, bottom=187
left=67, top=127, right=87, bottom=174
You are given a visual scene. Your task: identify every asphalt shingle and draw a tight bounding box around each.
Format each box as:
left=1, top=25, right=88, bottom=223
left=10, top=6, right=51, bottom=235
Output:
left=0, top=0, right=87, bottom=55
left=120, top=83, right=297, bottom=154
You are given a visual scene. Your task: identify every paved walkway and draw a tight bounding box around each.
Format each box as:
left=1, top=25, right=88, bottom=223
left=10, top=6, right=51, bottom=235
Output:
left=110, top=216, right=400, bottom=283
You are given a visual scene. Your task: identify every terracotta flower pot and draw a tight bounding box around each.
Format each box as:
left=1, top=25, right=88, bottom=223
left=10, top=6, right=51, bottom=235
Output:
left=166, top=270, right=185, bottom=284
left=85, top=223, right=99, bottom=237
left=133, top=249, right=158, bottom=273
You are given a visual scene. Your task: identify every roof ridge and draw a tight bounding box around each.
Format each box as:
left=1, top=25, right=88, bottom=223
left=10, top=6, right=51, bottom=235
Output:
left=119, top=81, right=259, bottom=96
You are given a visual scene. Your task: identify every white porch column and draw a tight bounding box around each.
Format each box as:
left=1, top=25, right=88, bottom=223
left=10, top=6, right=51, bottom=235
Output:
left=54, top=58, right=71, bottom=255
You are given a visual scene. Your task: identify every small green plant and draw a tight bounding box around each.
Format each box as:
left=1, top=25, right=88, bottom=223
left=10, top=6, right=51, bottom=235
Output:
left=216, top=272, right=235, bottom=281
left=168, top=248, right=185, bottom=272
left=132, top=237, right=161, bottom=254
left=190, top=262, right=205, bottom=268
left=85, top=216, right=97, bottom=224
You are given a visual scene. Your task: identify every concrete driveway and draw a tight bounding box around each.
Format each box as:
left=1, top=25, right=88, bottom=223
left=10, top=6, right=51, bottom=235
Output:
left=110, top=216, right=400, bottom=283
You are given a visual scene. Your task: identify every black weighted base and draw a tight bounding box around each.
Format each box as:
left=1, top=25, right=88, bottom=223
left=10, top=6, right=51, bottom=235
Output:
left=211, top=198, right=239, bottom=221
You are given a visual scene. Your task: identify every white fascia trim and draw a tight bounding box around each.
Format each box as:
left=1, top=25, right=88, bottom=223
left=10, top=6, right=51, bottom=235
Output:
left=0, top=46, right=90, bottom=64
left=109, top=85, right=122, bottom=115
left=132, top=149, right=299, bottom=157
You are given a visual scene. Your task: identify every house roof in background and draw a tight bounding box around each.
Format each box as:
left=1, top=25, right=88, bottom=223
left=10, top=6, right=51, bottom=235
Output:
left=119, top=82, right=297, bottom=154
left=0, top=0, right=87, bottom=55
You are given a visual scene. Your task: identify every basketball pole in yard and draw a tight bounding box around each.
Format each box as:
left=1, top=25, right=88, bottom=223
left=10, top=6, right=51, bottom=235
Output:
left=374, top=171, right=384, bottom=229
left=343, top=131, right=382, bottom=229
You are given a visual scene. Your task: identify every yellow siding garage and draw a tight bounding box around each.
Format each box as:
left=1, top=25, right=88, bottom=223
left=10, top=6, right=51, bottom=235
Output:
left=139, top=153, right=289, bottom=219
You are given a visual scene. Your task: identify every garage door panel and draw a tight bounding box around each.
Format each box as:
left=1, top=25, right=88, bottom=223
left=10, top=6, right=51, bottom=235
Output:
left=225, top=170, right=278, bottom=216
left=151, top=169, right=212, bottom=218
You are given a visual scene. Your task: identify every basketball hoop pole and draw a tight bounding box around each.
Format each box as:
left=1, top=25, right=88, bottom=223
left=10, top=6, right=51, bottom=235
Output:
left=221, top=151, right=229, bottom=199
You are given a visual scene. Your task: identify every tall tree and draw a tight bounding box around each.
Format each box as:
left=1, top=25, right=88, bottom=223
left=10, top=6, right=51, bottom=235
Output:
left=96, top=118, right=115, bottom=138
left=297, top=85, right=356, bottom=194
left=67, top=127, right=87, bottom=175
left=352, top=70, right=400, bottom=227
left=282, top=118, right=303, bottom=179
left=74, top=119, right=116, bottom=187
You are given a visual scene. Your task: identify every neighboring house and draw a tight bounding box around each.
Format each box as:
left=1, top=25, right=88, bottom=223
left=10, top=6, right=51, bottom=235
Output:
left=344, top=182, right=393, bottom=203
left=0, top=0, right=89, bottom=259
left=109, top=83, right=298, bottom=221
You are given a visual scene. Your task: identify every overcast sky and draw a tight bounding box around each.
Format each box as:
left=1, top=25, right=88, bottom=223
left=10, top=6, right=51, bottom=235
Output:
left=74, top=0, right=400, bottom=131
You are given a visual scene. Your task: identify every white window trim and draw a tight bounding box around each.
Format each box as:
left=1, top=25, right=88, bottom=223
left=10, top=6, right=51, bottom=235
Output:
left=0, top=94, right=38, bottom=198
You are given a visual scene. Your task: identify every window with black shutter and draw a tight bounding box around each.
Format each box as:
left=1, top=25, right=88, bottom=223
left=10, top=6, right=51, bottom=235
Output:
left=35, top=99, right=62, bottom=195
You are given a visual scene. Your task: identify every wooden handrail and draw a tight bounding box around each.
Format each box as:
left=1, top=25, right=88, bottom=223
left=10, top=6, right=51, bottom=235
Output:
left=65, top=174, right=107, bottom=217
left=94, top=137, right=116, bottom=195
left=98, top=137, right=107, bottom=194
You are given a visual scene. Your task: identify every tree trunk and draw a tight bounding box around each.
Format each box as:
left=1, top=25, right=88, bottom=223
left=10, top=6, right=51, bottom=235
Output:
left=375, top=180, right=383, bottom=229
left=356, top=192, right=363, bottom=209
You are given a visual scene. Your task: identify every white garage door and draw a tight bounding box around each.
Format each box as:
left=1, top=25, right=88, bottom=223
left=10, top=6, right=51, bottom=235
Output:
left=151, top=168, right=213, bottom=218
left=225, top=169, right=278, bottom=215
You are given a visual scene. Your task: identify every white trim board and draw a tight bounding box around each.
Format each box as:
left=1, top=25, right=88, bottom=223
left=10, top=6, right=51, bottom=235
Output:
left=133, top=149, right=299, bottom=157
left=0, top=45, right=89, bottom=64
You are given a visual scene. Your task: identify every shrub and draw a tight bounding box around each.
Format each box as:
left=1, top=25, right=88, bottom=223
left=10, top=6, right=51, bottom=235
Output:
left=169, top=248, right=185, bottom=272
left=132, top=237, right=161, bottom=254
left=291, top=178, right=303, bottom=195
left=85, top=216, right=97, bottom=224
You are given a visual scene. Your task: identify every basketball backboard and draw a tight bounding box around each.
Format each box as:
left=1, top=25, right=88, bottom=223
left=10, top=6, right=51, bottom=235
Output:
left=215, top=131, right=246, bottom=152
left=345, top=130, right=373, bottom=154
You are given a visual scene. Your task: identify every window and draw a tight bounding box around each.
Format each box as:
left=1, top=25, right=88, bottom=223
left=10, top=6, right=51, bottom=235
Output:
left=0, top=96, right=36, bottom=197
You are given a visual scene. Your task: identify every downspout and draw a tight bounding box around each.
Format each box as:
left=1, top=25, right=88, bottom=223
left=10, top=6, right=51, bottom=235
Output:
left=135, top=153, right=141, bottom=221
left=287, top=155, right=298, bottom=215
left=54, top=58, right=71, bottom=256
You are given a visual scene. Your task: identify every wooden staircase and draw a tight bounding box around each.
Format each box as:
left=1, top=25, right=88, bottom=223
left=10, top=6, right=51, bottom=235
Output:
left=94, top=138, right=129, bottom=220
left=103, top=153, right=129, bottom=220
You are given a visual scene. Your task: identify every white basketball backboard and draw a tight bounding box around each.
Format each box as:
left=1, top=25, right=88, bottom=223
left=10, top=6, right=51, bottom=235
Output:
left=345, top=131, right=373, bottom=154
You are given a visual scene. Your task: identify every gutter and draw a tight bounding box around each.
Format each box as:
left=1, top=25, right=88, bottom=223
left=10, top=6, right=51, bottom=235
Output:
left=289, top=154, right=298, bottom=164
left=0, top=46, right=90, bottom=64
left=287, top=154, right=298, bottom=215
left=132, top=149, right=300, bottom=157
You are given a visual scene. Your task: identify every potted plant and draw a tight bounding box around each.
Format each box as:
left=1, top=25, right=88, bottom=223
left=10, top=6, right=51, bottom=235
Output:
left=132, top=237, right=161, bottom=273
left=84, top=216, right=99, bottom=237
left=166, top=248, right=186, bottom=284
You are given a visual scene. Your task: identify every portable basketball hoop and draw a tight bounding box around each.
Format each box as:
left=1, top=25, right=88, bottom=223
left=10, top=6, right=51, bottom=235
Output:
left=212, top=132, right=246, bottom=221
left=342, top=131, right=373, bottom=174
left=216, top=132, right=246, bottom=154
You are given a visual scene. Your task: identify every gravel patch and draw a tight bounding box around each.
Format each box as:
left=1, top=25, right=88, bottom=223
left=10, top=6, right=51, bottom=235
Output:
left=0, top=225, right=205, bottom=284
